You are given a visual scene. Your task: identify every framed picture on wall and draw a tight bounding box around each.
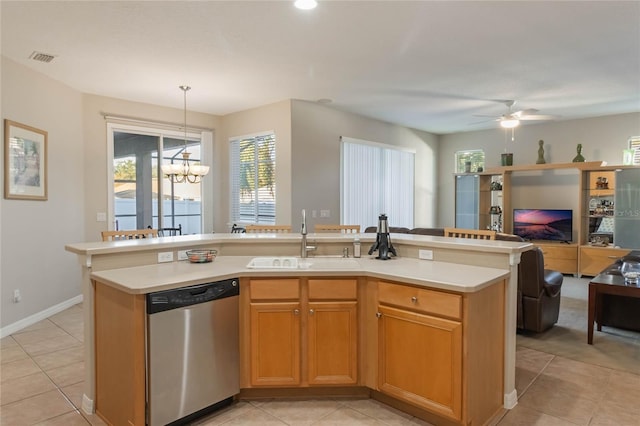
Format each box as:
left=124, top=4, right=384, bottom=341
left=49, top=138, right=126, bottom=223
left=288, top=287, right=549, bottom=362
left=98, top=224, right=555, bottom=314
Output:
left=4, top=119, right=48, bottom=200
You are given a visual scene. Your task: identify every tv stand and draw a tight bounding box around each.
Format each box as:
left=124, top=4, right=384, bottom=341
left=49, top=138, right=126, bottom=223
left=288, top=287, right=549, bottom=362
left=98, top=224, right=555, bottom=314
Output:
left=533, top=242, right=578, bottom=275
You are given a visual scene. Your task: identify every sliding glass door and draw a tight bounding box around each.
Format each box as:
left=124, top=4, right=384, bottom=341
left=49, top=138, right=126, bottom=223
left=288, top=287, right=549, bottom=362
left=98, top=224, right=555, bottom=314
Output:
left=109, top=124, right=205, bottom=234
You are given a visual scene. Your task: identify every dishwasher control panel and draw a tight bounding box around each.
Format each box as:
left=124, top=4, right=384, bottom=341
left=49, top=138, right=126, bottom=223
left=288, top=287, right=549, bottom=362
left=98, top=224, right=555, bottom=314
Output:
left=147, top=278, right=239, bottom=314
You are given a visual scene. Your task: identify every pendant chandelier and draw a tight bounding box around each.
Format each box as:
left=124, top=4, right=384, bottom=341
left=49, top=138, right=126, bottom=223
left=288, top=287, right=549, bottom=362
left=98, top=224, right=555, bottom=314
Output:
left=161, top=85, right=209, bottom=183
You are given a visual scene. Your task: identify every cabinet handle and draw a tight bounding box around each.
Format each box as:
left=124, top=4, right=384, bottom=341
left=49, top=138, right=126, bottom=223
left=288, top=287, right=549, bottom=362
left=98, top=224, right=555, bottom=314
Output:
left=294, top=309, right=300, bottom=315
left=309, top=309, right=314, bottom=315
left=376, top=312, right=382, bottom=318
left=411, top=296, right=418, bottom=303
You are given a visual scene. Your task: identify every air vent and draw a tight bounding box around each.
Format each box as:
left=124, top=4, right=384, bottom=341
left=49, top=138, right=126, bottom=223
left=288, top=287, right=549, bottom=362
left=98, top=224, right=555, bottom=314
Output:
left=29, top=51, right=56, bottom=63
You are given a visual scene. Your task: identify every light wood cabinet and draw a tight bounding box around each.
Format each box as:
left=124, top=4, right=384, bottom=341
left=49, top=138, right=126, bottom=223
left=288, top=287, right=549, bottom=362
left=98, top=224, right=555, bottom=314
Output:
left=535, top=243, right=578, bottom=274
left=250, top=301, right=301, bottom=386
left=378, top=304, right=462, bottom=420
left=377, top=282, right=462, bottom=420
left=375, top=279, right=505, bottom=425
left=579, top=246, right=630, bottom=277
left=94, top=281, right=146, bottom=426
left=246, top=277, right=358, bottom=388
left=307, top=279, right=358, bottom=385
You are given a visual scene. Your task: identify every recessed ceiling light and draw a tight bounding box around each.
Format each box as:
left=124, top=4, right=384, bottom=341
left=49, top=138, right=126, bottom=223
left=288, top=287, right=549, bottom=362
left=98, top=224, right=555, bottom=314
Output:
left=294, top=0, right=317, bottom=10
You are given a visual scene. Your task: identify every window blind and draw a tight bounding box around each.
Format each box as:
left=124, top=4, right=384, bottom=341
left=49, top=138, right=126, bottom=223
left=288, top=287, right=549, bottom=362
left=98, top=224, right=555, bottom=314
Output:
left=230, top=132, right=276, bottom=224
left=341, top=137, right=415, bottom=230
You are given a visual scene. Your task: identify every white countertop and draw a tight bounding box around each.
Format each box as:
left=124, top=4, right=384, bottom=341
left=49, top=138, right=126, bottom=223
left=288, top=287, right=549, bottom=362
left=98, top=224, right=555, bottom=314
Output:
left=90, top=255, right=510, bottom=295
left=66, top=232, right=530, bottom=256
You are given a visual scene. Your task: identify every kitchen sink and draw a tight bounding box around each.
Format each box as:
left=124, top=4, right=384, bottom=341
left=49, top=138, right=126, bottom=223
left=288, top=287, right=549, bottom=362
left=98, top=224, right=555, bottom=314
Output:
left=246, top=256, right=361, bottom=270
left=246, top=257, right=299, bottom=269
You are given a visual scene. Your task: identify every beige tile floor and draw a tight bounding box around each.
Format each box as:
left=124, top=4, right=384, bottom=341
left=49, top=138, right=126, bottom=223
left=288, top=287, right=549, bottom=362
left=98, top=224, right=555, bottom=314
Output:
left=2, top=302, right=640, bottom=425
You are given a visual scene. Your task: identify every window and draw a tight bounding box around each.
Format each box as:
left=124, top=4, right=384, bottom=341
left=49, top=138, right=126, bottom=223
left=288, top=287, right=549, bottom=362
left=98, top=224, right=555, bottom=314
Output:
left=108, top=123, right=207, bottom=234
left=230, top=132, right=276, bottom=224
left=341, top=137, right=415, bottom=229
left=455, top=150, right=485, bottom=173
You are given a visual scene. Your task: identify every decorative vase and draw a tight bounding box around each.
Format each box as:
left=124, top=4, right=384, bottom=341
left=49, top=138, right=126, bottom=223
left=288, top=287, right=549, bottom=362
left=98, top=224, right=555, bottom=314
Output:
left=536, top=140, right=546, bottom=164
left=501, top=153, right=513, bottom=166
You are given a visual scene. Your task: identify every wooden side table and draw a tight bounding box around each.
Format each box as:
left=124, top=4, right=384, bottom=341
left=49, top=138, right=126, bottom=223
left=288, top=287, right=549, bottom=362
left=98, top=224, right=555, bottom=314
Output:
left=588, top=273, right=640, bottom=344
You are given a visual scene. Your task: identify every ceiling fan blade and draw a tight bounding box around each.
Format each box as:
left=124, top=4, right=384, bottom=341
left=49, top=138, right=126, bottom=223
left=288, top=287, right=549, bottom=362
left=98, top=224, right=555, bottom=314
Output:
left=472, top=114, right=502, bottom=118
left=468, top=118, right=499, bottom=126
left=512, top=108, right=539, bottom=118
left=519, top=114, right=558, bottom=121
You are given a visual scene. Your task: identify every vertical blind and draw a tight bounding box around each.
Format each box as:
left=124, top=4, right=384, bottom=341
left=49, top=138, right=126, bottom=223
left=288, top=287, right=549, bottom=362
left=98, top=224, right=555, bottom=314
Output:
left=230, top=132, right=276, bottom=224
left=341, top=137, right=415, bottom=230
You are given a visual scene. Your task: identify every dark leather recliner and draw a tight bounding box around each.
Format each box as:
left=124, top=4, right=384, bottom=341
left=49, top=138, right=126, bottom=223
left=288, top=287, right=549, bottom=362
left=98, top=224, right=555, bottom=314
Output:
left=517, top=247, right=564, bottom=333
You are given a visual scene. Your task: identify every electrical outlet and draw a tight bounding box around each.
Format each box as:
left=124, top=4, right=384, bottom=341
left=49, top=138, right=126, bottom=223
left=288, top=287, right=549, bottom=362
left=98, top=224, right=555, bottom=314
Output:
left=177, top=250, right=188, bottom=261
left=13, top=289, right=22, bottom=303
left=96, top=212, right=107, bottom=222
left=157, top=252, right=174, bottom=263
left=418, top=249, right=433, bottom=260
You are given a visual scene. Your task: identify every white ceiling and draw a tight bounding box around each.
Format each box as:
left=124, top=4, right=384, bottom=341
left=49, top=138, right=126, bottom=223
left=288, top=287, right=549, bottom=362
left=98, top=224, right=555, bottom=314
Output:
left=2, top=1, right=639, bottom=134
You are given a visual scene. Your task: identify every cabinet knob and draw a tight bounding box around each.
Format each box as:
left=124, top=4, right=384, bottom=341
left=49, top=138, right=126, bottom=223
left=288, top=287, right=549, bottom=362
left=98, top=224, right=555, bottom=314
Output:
left=411, top=296, right=418, bottom=303
left=309, top=309, right=314, bottom=315
left=294, top=309, right=300, bottom=315
left=376, top=312, right=382, bottom=318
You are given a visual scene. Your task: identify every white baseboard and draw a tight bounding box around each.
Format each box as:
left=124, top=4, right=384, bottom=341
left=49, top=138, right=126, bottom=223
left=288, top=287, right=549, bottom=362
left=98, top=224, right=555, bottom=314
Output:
left=504, top=389, right=518, bottom=409
left=0, top=294, right=83, bottom=338
left=82, top=393, right=94, bottom=415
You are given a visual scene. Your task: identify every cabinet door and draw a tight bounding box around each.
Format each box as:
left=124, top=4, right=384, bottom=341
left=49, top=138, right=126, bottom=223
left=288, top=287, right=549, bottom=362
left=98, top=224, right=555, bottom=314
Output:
left=614, top=168, right=640, bottom=249
left=455, top=174, right=479, bottom=229
left=378, top=305, right=462, bottom=421
left=307, top=301, right=358, bottom=385
left=250, top=302, right=301, bottom=386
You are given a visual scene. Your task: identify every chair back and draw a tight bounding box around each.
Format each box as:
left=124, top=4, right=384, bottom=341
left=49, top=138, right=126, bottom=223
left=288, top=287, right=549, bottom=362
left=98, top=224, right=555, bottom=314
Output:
left=101, top=229, right=159, bottom=241
left=245, top=225, right=291, bottom=233
left=231, top=224, right=246, bottom=233
left=158, top=225, right=182, bottom=237
left=518, top=247, right=545, bottom=297
left=314, top=224, right=361, bottom=234
left=444, top=227, right=496, bottom=240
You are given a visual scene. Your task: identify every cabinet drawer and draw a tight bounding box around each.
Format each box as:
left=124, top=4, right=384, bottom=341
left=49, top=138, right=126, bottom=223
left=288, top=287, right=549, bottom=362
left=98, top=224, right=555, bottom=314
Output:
left=378, top=281, right=461, bottom=320
left=537, top=244, right=577, bottom=260
left=308, top=279, right=357, bottom=300
left=580, top=246, right=630, bottom=276
left=250, top=279, right=299, bottom=300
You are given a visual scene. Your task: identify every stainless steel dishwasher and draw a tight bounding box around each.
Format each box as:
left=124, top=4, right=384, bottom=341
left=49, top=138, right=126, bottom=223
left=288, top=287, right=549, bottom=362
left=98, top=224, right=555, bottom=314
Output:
left=146, top=278, right=239, bottom=426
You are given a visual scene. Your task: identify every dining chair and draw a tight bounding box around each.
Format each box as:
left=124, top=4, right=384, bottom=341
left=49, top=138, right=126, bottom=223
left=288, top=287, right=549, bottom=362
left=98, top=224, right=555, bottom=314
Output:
left=314, top=224, right=361, bottom=234
left=101, top=229, right=159, bottom=241
left=158, top=224, right=182, bottom=237
left=244, top=225, right=292, bottom=233
left=444, top=227, right=496, bottom=240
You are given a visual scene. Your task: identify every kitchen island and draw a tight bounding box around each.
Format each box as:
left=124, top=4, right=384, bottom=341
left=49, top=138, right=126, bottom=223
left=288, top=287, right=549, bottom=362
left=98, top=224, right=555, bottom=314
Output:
left=66, top=233, right=531, bottom=425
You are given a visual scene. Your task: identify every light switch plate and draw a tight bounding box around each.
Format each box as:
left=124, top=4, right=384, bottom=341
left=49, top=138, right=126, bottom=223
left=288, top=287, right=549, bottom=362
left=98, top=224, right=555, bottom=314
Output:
left=157, top=252, right=174, bottom=263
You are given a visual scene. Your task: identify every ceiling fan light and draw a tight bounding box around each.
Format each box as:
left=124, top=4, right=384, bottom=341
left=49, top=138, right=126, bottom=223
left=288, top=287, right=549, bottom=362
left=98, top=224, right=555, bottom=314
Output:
left=500, top=118, right=520, bottom=129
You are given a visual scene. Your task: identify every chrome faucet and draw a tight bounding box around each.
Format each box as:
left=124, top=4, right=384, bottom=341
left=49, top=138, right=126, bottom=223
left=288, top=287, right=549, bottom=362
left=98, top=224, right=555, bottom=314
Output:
left=300, top=209, right=316, bottom=258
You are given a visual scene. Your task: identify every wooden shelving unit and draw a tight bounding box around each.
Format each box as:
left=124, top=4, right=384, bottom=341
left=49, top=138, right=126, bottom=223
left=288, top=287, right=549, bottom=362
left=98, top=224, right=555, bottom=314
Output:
left=458, top=162, right=639, bottom=276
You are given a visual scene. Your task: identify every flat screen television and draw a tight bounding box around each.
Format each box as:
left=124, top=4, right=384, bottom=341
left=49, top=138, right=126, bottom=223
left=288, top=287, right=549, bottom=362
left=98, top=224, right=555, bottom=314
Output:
left=513, top=209, right=573, bottom=242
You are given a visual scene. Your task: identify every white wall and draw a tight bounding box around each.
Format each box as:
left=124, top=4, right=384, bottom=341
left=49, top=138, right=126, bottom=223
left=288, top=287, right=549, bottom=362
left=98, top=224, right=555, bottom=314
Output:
left=218, top=100, right=292, bottom=231
left=82, top=94, right=221, bottom=240
left=291, top=100, right=439, bottom=232
left=437, top=113, right=640, bottom=229
left=1, top=57, right=84, bottom=328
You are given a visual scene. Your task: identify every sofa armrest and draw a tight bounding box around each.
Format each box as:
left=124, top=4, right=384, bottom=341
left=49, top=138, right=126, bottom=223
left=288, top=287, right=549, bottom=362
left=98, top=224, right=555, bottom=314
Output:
left=542, top=269, right=563, bottom=297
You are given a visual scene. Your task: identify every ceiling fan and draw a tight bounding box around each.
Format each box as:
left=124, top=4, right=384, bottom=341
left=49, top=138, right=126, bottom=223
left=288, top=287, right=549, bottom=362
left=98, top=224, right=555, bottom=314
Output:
left=473, top=100, right=558, bottom=128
